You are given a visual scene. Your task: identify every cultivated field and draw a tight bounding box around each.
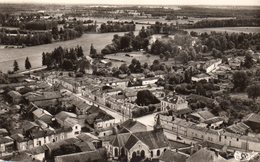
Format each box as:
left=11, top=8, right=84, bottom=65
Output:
left=185, top=27, right=260, bottom=34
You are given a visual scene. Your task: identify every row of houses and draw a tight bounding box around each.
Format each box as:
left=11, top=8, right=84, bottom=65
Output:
left=158, top=114, right=260, bottom=152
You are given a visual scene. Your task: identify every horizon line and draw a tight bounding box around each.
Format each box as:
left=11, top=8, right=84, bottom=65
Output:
left=0, top=2, right=259, bottom=7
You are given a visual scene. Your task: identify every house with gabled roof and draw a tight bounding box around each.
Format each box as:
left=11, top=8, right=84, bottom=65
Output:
left=7, top=90, right=22, bottom=104
left=32, top=108, right=53, bottom=124
left=187, top=148, right=227, bottom=162
left=159, top=149, right=188, bottom=162
left=243, top=113, right=260, bottom=133
left=0, top=136, right=14, bottom=156
left=54, top=148, right=107, bottom=162
left=188, top=110, right=216, bottom=123
left=161, top=95, right=188, bottom=112
left=125, top=129, right=170, bottom=161
left=108, top=133, right=131, bottom=159
left=118, top=119, right=147, bottom=134
left=55, top=111, right=81, bottom=137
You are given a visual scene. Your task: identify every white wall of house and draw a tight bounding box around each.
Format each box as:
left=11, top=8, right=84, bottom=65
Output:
left=95, top=119, right=116, bottom=129
left=127, top=141, right=150, bottom=161
left=142, top=79, right=158, bottom=85
left=161, top=99, right=188, bottom=112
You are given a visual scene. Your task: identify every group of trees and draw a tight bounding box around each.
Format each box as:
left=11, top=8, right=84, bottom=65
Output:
left=64, top=20, right=97, bottom=33
left=136, top=90, right=160, bottom=106
left=0, top=31, right=52, bottom=46
left=200, top=32, right=260, bottom=52
left=101, top=28, right=150, bottom=54
left=232, top=70, right=260, bottom=100
left=100, top=21, right=136, bottom=33
left=150, top=34, right=197, bottom=63
left=12, top=57, right=31, bottom=73
left=42, top=46, right=90, bottom=73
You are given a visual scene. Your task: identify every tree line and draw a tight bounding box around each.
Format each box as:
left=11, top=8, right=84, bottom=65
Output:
left=0, top=27, right=82, bottom=46
left=100, top=21, right=136, bottom=33
left=150, top=21, right=188, bottom=35
left=20, top=20, right=58, bottom=30
left=182, top=19, right=260, bottom=29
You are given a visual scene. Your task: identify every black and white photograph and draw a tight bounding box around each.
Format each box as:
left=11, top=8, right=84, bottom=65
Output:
left=0, top=0, right=259, bottom=161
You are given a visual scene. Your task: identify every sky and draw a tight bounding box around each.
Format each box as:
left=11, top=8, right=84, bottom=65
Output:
left=0, top=0, right=260, bottom=6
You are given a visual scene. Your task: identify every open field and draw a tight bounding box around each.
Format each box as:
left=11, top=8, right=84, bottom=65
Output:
left=103, top=52, right=160, bottom=67
left=185, top=27, right=260, bottom=34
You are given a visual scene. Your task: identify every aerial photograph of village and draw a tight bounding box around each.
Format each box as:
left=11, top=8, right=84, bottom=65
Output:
left=0, top=0, right=259, bottom=161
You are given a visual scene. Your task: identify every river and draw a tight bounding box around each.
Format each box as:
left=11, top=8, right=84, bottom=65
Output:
left=0, top=30, right=142, bottom=73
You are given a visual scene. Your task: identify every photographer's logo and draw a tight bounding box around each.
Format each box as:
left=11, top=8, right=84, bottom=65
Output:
left=234, top=151, right=258, bottom=161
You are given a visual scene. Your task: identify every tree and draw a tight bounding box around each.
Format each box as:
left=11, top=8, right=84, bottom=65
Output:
left=244, top=52, right=254, bottom=68
left=120, top=35, right=131, bottom=50
left=119, top=63, right=129, bottom=74
left=76, top=46, right=84, bottom=58
left=164, top=52, right=170, bottom=61
left=247, top=84, right=260, bottom=101
left=196, top=82, right=206, bottom=96
left=78, top=57, right=91, bottom=74
left=90, top=44, right=97, bottom=57
left=232, top=71, right=249, bottom=91
left=178, top=50, right=189, bottom=64
left=25, top=57, right=31, bottom=70
left=136, top=90, right=160, bottom=106
left=13, top=60, right=19, bottom=72
left=159, top=54, right=164, bottom=60
left=62, top=59, right=73, bottom=70
left=42, top=52, right=46, bottom=66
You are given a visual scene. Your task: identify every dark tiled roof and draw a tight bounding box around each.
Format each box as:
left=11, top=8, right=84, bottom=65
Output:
left=125, top=130, right=169, bottom=150
left=110, top=133, right=131, bottom=147
left=54, top=148, right=106, bottom=162
left=119, top=119, right=147, bottom=133
left=9, top=152, right=41, bottom=162
left=133, top=130, right=169, bottom=149
left=244, top=113, right=260, bottom=124
left=55, top=111, right=77, bottom=122
left=76, top=133, right=98, bottom=142
left=74, top=141, right=96, bottom=152
left=27, top=91, right=62, bottom=102
left=7, top=90, right=22, bottom=98
left=204, top=117, right=224, bottom=124
left=46, top=137, right=81, bottom=152
left=187, top=148, right=227, bottom=162
left=159, top=150, right=188, bottom=162
left=124, top=134, right=139, bottom=151
left=0, top=136, right=13, bottom=144
left=226, top=122, right=250, bottom=135
left=11, top=133, right=27, bottom=142
left=25, top=146, right=46, bottom=155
